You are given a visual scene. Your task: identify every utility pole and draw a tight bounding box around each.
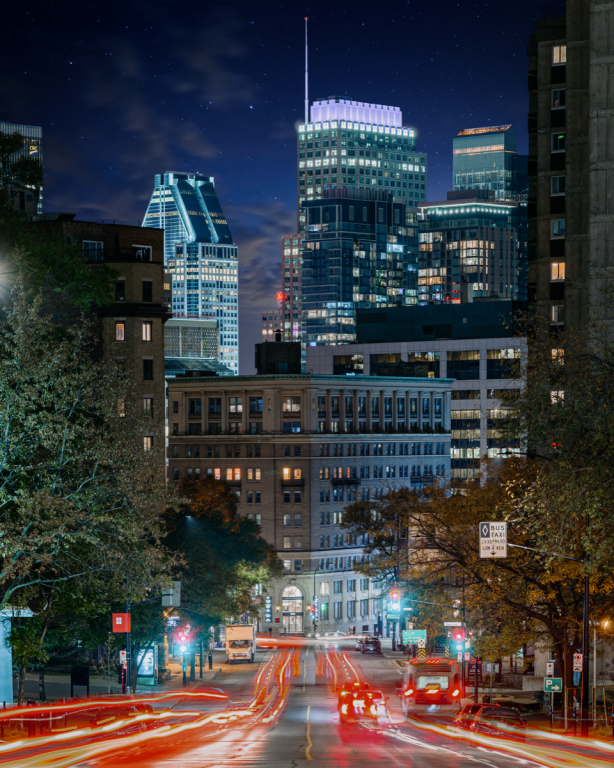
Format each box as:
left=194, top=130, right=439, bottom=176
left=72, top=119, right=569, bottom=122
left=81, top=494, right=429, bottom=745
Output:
left=304, top=18, right=309, bottom=125
left=125, top=598, right=131, bottom=695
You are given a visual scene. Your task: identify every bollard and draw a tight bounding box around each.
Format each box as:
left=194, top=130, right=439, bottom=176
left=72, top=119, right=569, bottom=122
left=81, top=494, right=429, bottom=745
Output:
left=208, top=652, right=213, bottom=670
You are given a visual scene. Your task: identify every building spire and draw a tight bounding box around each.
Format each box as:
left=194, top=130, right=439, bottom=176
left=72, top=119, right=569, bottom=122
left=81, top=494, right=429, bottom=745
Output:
left=304, top=17, right=309, bottom=125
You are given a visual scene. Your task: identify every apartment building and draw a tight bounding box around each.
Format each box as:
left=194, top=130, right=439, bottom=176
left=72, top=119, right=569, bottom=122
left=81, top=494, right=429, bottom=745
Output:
left=166, top=373, right=452, bottom=635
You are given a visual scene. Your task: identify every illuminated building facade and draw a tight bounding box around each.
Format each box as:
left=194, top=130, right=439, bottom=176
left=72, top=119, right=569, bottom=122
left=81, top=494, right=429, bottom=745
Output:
left=142, top=172, right=239, bottom=373
left=281, top=233, right=304, bottom=341
left=453, top=125, right=528, bottom=200
left=418, top=192, right=522, bottom=303
left=301, top=189, right=419, bottom=345
left=0, top=120, right=43, bottom=214
left=297, top=97, right=426, bottom=232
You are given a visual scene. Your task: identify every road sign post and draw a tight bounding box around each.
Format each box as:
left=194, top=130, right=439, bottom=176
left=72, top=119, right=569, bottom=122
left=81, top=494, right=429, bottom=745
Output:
left=402, top=629, right=426, bottom=645
left=479, top=522, right=508, bottom=558
left=544, top=677, right=562, bottom=693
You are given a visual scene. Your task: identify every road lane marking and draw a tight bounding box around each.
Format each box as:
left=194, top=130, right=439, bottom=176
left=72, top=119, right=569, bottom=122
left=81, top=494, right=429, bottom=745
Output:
left=305, top=705, right=313, bottom=760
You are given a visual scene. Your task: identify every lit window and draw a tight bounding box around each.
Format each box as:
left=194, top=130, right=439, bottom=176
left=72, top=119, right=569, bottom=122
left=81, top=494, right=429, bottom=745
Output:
left=234, top=467, right=241, bottom=481
left=551, top=262, right=566, bottom=281
left=284, top=536, right=292, bottom=549
left=247, top=468, right=253, bottom=480
left=550, top=304, right=565, bottom=324
left=293, top=468, right=302, bottom=480
left=115, top=322, right=125, bottom=341
left=552, top=45, right=566, bottom=64
left=142, top=321, right=152, bottom=342
left=255, top=468, right=261, bottom=480
left=551, top=348, right=564, bottom=365
left=551, top=133, right=565, bottom=152
left=118, top=399, right=126, bottom=418
left=215, top=468, right=221, bottom=480
left=550, top=390, right=564, bottom=403
left=282, top=467, right=291, bottom=480
left=551, top=89, right=566, bottom=109
left=143, top=436, right=153, bottom=451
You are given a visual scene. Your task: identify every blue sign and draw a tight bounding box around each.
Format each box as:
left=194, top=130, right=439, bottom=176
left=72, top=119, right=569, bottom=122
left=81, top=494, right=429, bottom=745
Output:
left=265, top=596, right=273, bottom=623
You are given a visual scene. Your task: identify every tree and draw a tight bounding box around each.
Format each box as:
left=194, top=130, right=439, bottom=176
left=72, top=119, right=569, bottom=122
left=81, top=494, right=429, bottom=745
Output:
left=0, top=286, right=176, bottom=694
left=165, top=477, right=282, bottom=635
left=341, top=462, right=614, bottom=687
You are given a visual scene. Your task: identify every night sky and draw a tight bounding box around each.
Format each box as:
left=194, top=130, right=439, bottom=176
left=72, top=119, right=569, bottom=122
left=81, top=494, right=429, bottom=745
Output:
left=2, top=0, right=540, bottom=372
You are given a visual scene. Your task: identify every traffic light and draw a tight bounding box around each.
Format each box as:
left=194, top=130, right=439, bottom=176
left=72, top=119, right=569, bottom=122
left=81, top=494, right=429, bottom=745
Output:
left=176, top=627, right=193, bottom=654
left=452, top=629, right=464, bottom=652
left=389, top=589, right=400, bottom=611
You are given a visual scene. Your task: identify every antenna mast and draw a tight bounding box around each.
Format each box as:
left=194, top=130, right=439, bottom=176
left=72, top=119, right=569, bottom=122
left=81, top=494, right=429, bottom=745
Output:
left=304, top=17, right=309, bottom=124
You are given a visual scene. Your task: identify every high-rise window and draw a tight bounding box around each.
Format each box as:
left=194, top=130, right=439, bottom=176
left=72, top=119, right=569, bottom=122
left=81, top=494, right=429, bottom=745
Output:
left=142, top=321, right=152, bottom=341
left=142, top=281, right=153, bottom=302
left=551, top=263, right=566, bottom=281
left=115, top=322, right=125, bottom=341
left=552, top=45, right=566, bottom=64
left=143, top=436, right=153, bottom=451
left=143, top=359, right=153, bottom=380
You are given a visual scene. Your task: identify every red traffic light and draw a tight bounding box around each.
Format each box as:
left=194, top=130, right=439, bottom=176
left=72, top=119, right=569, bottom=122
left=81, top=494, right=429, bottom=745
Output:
left=453, top=630, right=464, bottom=640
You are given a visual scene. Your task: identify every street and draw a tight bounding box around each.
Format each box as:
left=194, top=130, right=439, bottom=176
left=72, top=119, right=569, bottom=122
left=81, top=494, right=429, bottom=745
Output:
left=22, top=640, right=602, bottom=768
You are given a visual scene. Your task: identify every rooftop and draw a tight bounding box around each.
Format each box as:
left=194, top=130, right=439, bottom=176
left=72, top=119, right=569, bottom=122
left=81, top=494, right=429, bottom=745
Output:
left=456, top=125, right=512, bottom=136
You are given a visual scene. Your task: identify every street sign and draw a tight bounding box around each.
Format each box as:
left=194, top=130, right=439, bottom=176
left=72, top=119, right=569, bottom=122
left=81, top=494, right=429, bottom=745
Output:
left=493, top=663, right=500, bottom=673
left=161, top=581, right=181, bottom=607
left=444, top=621, right=462, bottom=627
left=573, top=653, right=582, bottom=672
left=274, top=618, right=280, bottom=624
left=457, top=653, right=462, bottom=662
left=387, top=613, right=400, bottom=622
left=479, top=521, right=508, bottom=558
left=464, top=652, right=470, bottom=661
left=112, top=613, right=131, bottom=633
left=484, top=662, right=492, bottom=674
left=265, top=596, right=273, bottom=623
left=402, top=629, right=427, bottom=645
left=417, top=638, right=426, bottom=649
left=544, top=677, right=562, bottom=692
left=546, top=662, right=555, bottom=676
left=119, top=650, right=127, bottom=664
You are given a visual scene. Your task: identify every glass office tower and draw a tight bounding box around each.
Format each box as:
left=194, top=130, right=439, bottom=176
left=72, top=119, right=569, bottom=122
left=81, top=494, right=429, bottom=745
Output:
left=453, top=125, right=528, bottom=200
left=301, top=189, right=419, bottom=345
left=143, top=172, right=239, bottom=373
left=0, top=121, right=43, bottom=214
left=418, top=192, right=523, bottom=303
left=297, top=97, right=426, bottom=232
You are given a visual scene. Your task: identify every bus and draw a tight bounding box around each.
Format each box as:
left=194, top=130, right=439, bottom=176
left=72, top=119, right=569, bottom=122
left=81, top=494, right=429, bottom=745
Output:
left=400, top=658, right=462, bottom=713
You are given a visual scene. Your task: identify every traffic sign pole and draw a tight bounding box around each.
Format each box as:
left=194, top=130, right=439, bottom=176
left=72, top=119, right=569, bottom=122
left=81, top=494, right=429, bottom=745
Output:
left=126, top=598, right=131, bottom=695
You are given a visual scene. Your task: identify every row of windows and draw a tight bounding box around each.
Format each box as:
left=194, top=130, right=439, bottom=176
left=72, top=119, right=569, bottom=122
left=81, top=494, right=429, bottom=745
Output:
left=319, top=578, right=370, bottom=594
left=169, top=442, right=450, bottom=459
left=317, top=396, right=443, bottom=417
left=318, top=441, right=444, bottom=457
left=115, top=321, right=152, bottom=342
left=171, top=444, right=263, bottom=458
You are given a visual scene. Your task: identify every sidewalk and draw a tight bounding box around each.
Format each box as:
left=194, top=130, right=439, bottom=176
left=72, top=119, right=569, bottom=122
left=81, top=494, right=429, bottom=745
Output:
left=13, top=650, right=231, bottom=702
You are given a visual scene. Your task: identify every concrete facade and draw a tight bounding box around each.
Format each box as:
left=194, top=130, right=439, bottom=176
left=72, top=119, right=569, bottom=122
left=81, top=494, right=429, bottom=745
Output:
left=526, top=0, right=614, bottom=334
left=166, top=373, right=453, bottom=635
left=306, top=339, right=524, bottom=481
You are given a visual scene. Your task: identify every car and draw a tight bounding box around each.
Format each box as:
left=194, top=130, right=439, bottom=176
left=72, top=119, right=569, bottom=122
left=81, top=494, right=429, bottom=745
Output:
left=355, top=635, right=375, bottom=651
left=356, top=690, right=388, bottom=720
left=361, top=637, right=381, bottom=654
left=452, top=703, right=483, bottom=730
left=469, top=706, right=526, bottom=741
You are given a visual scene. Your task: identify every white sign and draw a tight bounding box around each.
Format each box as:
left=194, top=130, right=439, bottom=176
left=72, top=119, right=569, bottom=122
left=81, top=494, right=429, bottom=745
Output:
left=406, top=622, right=414, bottom=630
left=484, top=662, right=492, bottom=674
left=444, top=621, right=462, bottom=627
left=479, top=521, right=508, bottom=558
left=573, top=653, right=582, bottom=672
left=162, top=581, right=181, bottom=607
left=417, top=638, right=426, bottom=649
left=546, top=662, right=555, bottom=676
left=464, top=652, right=470, bottom=661
left=457, top=653, right=463, bottom=662
left=493, top=663, right=500, bottom=674
left=119, top=650, right=127, bottom=663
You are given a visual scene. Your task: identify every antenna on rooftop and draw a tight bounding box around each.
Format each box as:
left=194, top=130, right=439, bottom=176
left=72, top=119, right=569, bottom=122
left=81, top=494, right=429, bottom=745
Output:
left=304, top=17, right=309, bottom=124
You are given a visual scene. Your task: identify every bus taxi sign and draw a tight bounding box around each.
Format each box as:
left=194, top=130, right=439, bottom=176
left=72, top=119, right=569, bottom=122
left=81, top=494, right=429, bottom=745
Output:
left=479, top=522, right=508, bottom=558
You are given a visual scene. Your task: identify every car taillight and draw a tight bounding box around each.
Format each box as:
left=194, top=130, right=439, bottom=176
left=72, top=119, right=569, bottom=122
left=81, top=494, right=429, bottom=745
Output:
left=452, top=689, right=460, bottom=697
left=341, top=704, right=348, bottom=715
left=370, top=705, right=378, bottom=715
left=426, top=689, right=438, bottom=694
left=404, top=688, right=414, bottom=697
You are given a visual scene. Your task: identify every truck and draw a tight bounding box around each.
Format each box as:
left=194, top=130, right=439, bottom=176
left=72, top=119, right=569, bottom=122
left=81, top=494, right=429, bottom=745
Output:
left=400, top=658, right=462, bottom=713
left=225, top=624, right=256, bottom=664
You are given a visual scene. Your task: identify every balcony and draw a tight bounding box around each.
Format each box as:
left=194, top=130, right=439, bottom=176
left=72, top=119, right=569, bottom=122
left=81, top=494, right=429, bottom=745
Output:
left=332, top=477, right=361, bottom=486
left=281, top=478, right=305, bottom=487
left=227, top=479, right=242, bottom=487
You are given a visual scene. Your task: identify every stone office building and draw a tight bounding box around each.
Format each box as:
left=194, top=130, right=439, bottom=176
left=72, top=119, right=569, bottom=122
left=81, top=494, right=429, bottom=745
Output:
left=166, top=373, right=453, bottom=635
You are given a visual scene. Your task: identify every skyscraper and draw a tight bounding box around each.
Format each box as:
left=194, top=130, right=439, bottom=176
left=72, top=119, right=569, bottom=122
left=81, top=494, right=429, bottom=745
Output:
left=281, top=232, right=304, bottom=341
left=453, top=125, right=528, bottom=200
left=0, top=120, right=43, bottom=214
left=142, top=172, right=239, bottom=374
left=418, top=191, right=523, bottom=303
left=301, top=189, right=419, bottom=345
left=297, top=98, right=426, bottom=232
